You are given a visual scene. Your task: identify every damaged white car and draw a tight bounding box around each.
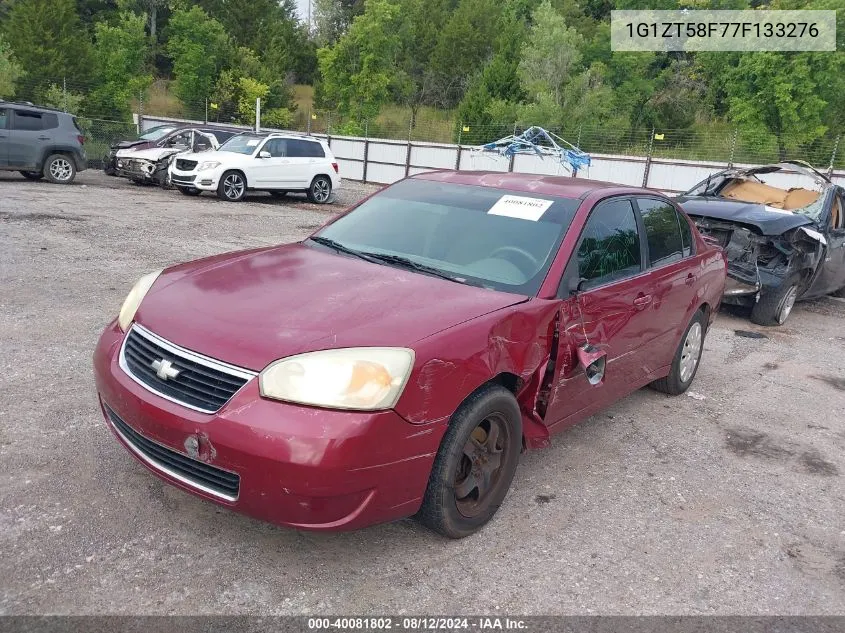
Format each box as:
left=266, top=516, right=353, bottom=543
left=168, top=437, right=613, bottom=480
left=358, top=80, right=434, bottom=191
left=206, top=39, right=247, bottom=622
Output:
left=114, top=129, right=221, bottom=186
left=676, top=161, right=845, bottom=325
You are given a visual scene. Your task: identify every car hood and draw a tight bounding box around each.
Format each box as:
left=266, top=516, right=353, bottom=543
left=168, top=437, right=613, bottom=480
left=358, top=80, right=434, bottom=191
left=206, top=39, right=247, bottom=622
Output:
left=675, top=195, right=813, bottom=236
left=134, top=243, right=528, bottom=371
left=112, top=139, right=150, bottom=151
left=116, top=147, right=184, bottom=161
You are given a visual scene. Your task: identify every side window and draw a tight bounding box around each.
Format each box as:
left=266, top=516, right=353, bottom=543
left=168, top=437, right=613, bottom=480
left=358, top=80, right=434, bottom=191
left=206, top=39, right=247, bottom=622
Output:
left=638, top=198, right=685, bottom=267
left=575, top=198, right=642, bottom=289
left=304, top=140, right=325, bottom=158
left=0, top=108, right=7, bottom=130
left=830, top=189, right=844, bottom=230
left=41, top=113, right=59, bottom=130
left=11, top=110, right=44, bottom=131
left=165, top=131, right=191, bottom=148
left=262, top=139, right=288, bottom=157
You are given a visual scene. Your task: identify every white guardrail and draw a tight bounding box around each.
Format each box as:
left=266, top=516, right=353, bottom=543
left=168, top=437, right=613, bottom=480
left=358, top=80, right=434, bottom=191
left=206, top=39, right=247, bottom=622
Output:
left=140, top=114, right=845, bottom=194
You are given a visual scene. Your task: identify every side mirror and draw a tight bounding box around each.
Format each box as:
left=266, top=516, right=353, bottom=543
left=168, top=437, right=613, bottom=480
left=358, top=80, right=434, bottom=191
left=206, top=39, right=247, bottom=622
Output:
left=568, top=276, right=588, bottom=296
left=258, top=151, right=271, bottom=159
left=576, top=343, right=607, bottom=386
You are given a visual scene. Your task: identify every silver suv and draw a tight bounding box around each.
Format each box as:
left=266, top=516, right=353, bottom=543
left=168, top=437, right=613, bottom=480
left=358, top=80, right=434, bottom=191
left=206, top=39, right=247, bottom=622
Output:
left=0, top=101, right=87, bottom=184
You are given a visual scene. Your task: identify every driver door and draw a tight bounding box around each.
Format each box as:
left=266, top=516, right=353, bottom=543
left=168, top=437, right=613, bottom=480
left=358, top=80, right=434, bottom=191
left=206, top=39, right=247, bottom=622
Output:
left=543, top=197, right=653, bottom=430
left=809, top=188, right=845, bottom=295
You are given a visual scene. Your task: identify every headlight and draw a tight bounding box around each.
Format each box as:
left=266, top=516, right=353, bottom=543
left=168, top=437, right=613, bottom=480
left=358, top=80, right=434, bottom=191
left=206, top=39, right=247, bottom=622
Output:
left=117, top=270, right=162, bottom=331
left=259, top=348, right=415, bottom=410
left=197, top=161, right=221, bottom=171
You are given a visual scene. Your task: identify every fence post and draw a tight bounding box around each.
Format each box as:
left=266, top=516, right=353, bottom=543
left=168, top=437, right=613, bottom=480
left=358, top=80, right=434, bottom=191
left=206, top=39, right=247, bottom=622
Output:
left=204, top=98, right=208, bottom=124
left=405, top=117, right=413, bottom=177
left=362, top=120, right=370, bottom=183
left=828, top=135, right=841, bottom=178
left=455, top=122, right=463, bottom=171
left=576, top=124, right=582, bottom=148
left=326, top=113, right=332, bottom=148
left=306, top=109, right=311, bottom=135
left=728, top=128, right=739, bottom=168
left=641, top=128, right=655, bottom=188
left=255, top=98, right=261, bottom=133
left=137, top=90, right=144, bottom=134
left=62, top=77, right=67, bottom=112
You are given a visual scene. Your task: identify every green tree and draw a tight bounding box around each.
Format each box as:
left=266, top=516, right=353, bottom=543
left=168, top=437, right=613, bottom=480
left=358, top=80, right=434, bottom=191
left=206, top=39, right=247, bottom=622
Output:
left=429, top=0, right=506, bottom=107
left=313, top=0, right=366, bottom=45
left=89, top=11, right=153, bottom=118
left=165, top=6, right=230, bottom=115
left=317, top=0, right=403, bottom=123
left=518, top=1, right=584, bottom=106
left=4, top=0, right=93, bottom=97
left=0, top=35, right=24, bottom=98
left=724, top=52, right=829, bottom=159
left=41, top=83, right=85, bottom=114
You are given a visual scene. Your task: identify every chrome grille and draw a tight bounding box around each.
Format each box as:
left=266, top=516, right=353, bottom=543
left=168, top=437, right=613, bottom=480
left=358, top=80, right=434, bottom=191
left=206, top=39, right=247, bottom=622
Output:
left=119, top=325, right=255, bottom=414
left=105, top=404, right=240, bottom=500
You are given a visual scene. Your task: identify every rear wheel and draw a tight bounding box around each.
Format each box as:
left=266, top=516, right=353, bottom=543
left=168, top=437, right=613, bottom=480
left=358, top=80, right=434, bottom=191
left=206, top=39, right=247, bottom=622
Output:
left=751, top=273, right=801, bottom=326
left=416, top=384, right=522, bottom=538
left=177, top=186, right=201, bottom=196
left=831, top=286, right=845, bottom=299
left=651, top=309, right=706, bottom=395
left=44, top=154, right=76, bottom=184
left=217, top=171, right=247, bottom=202
left=20, top=171, right=43, bottom=180
left=307, top=175, right=332, bottom=204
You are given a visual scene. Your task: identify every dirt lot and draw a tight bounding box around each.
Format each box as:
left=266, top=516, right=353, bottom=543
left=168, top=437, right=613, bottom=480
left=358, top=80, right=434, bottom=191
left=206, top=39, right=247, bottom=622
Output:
left=1, top=170, right=844, bottom=616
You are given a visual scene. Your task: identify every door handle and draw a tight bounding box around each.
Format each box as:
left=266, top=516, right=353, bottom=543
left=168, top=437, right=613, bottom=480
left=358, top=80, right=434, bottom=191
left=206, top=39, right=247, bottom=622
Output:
left=37, top=135, right=51, bottom=140
left=633, top=294, right=653, bottom=309
left=685, top=273, right=696, bottom=286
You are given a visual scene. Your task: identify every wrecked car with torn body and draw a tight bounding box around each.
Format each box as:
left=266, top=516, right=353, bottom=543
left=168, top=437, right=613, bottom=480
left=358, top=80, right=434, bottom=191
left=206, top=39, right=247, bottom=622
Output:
left=676, top=161, right=845, bottom=326
left=94, top=171, right=725, bottom=538
left=114, top=129, right=223, bottom=186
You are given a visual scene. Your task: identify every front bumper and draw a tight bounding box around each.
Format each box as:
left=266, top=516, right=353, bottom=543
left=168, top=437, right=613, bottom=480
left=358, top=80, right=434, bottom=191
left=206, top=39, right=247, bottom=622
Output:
left=93, top=321, right=444, bottom=531
left=170, top=167, right=217, bottom=190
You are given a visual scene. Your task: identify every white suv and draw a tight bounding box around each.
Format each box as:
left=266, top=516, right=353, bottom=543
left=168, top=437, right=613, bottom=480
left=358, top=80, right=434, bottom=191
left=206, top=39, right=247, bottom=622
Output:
left=168, top=132, right=340, bottom=203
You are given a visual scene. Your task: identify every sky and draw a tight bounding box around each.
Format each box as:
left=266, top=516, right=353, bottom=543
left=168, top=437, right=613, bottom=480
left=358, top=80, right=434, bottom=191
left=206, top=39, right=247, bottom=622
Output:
left=295, top=0, right=311, bottom=24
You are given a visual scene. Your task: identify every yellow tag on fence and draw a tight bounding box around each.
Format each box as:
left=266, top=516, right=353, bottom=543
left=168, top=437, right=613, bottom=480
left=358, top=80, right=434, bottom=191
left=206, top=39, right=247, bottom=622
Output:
left=654, top=133, right=665, bottom=140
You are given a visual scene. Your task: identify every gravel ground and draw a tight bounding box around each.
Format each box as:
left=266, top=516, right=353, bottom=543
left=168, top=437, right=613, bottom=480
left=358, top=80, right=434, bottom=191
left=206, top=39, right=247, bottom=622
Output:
left=1, top=170, right=844, bottom=616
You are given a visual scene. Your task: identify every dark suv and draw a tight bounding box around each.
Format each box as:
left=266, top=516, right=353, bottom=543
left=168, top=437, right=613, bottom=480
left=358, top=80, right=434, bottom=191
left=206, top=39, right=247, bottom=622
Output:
left=0, top=101, right=87, bottom=184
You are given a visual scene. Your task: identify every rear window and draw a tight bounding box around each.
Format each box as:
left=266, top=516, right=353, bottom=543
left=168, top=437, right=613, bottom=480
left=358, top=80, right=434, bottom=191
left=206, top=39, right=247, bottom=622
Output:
left=638, top=198, right=685, bottom=268
left=288, top=139, right=325, bottom=158
left=41, top=113, right=59, bottom=130
left=11, top=110, right=44, bottom=131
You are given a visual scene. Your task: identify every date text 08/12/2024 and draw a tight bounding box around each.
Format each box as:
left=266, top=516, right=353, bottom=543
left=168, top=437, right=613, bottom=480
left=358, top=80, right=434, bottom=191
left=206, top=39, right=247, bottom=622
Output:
left=307, top=617, right=528, bottom=631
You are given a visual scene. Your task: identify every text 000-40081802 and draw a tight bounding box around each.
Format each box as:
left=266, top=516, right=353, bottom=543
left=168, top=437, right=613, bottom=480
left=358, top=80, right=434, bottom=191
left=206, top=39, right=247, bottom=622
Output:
left=610, top=10, right=836, bottom=52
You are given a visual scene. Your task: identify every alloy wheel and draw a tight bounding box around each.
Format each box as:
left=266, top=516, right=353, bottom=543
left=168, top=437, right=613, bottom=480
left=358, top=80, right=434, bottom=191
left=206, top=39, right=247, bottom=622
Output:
left=312, top=178, right=331, bottom=203
left=778, top=286, right=798, bottom=324
left=49, top=158, right=73, bottom=182
left=454, top=413, right=510, bottom=518
left=223, top=174, right=245, bottom=200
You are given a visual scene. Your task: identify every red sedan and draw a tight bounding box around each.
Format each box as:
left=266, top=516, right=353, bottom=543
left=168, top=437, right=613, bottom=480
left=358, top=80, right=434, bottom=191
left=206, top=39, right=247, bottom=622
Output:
left=94, top=171, right=726, bottom=538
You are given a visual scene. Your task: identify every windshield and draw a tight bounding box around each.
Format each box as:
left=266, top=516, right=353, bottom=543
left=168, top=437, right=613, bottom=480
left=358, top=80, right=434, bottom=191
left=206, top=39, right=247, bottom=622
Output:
left=219, top=134, right=263, bottom=155
left=311, top=179, right=579, bottom=295
left=140, top=125, right=177, bottom=141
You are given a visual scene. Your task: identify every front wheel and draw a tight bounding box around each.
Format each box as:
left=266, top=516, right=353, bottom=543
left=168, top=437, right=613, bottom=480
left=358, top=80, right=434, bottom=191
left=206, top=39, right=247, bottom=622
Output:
left=217, top=171, right=247, bottom=202
left=416, top=384, right=522, bottom=538
left=830, top=285, right=845, bottom=299
left=20, top=171, right=43, bottom=180
left=751, top=274, right=801, bottom=326
left=177, top=186, right=201, bottom=196
left=651, top=309, right=706, bottom=395
left=44, top=154, right=76, bottom=184
left=307, top=175, right=332, bottom=204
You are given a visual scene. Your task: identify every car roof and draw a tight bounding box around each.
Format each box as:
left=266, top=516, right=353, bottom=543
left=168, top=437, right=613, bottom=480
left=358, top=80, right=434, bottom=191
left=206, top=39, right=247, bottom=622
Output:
left=228, top=131, right=323, bottom=142
left=411, top=170, right=660, bottom=200
left=0, top=100, right=70, bottom=115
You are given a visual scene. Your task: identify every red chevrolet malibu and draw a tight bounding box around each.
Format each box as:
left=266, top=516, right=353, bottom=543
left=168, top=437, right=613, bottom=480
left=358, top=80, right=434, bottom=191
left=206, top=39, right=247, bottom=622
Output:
left=94, top=171, right=726, bottom=538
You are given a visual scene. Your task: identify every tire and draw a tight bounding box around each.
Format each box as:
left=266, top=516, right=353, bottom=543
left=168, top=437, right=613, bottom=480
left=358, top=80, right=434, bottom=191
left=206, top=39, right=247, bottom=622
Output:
left=650, top=309, right=707, bottom=395
left=307, top=175, right=332, bottom=204
left=416, top=384, right=522, bottom=539
left=43, top=154, right=76, bottom=184
left=269, top=190, right=288, bottom=198
left=217, top=171, right=247, bottom=202
left=20, top=171, right=43, bottom=180
left=750, top=273, right=801, bottom=326
left=103, top=155, right=116, bottom=176
left=177, top=187, right=201, bottom=196
left=831, top=286, right=845, bottom=299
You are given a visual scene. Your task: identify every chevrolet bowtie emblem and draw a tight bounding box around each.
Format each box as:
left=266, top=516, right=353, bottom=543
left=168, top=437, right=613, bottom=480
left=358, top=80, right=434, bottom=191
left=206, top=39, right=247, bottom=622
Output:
left=151, top=358, right=181, bottom=381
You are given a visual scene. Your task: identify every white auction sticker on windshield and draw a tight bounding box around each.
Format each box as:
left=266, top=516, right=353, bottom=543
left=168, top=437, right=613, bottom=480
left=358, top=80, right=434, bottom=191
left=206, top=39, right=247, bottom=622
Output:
left=488, top=195, right=554, bottom=221
left=246, top=139, right=260, bottom=146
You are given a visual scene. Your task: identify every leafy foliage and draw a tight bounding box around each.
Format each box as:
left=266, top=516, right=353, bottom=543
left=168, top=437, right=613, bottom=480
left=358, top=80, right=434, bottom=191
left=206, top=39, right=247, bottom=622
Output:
left=0, top=35, right=24, bottom=98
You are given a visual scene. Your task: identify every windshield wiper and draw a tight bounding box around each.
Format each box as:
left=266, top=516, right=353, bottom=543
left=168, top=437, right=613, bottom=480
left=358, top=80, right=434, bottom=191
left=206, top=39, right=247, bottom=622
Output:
left=308, top=236, right=383, bottom=264
left=358, top=252, right=465, bottom=284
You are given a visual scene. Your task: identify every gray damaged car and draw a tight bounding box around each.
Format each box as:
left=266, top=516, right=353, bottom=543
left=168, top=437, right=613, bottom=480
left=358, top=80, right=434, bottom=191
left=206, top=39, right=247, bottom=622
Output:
left=676, top=161, right=845, bottom=325
left=114, top=129, right=220, bottom=186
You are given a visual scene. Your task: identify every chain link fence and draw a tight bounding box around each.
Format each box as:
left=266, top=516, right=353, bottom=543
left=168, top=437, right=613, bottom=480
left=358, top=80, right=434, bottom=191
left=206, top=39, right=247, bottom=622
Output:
left=6, top=76, right=843, bottom=174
